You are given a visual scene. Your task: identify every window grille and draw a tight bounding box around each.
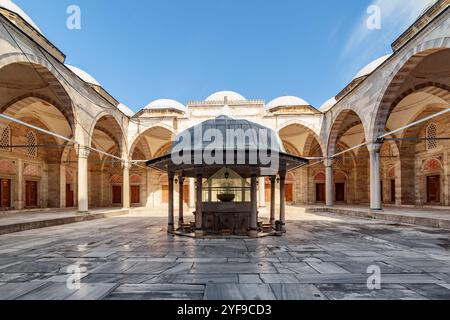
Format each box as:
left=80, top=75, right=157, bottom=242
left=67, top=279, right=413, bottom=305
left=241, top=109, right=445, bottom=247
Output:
left=426, top=123, right=438, bottom=150
left=0, top=126, right=11, bottom=152
left=26, top=131, right=37, bottom=157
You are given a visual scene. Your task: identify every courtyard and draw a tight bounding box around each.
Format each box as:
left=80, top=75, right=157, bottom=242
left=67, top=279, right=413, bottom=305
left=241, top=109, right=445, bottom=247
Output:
left=0, top=208, right=449, bottom=300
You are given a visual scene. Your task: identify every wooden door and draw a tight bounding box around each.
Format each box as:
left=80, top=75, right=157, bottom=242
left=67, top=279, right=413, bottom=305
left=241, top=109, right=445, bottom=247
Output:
left=335, top=183, right=345, bottom=202
left=390, top=180, right=396, bottom=203
left=131, top=185, right=140, bottom=204
left=427, top=175, right=440, bottom=203
left=0, top=179, right=11, bottom=208
left=112, top=186, right=122, bottom=204
left=316, top=183, right=325, bottom=203
left=380, top=181, right=384, bottom=203
left=66, top=184, right=74, bottom=207
left=285, top=184, right=293, bottom=202
left=162, top=185, right=168, bottom=203
left=183, top=185, right=189, bottom=204
left=25, top=181, right=38, bottom=207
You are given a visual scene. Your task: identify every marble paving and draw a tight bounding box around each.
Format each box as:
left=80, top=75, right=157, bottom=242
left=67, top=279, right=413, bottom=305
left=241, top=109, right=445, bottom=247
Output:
left=0, top=210, right=449, bottom=300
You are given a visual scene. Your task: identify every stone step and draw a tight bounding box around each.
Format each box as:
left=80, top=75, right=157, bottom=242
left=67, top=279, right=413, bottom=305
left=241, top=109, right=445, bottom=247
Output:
left=306, top=207, right=450, bottom=230
left=0, top=209, right=129, bottom=236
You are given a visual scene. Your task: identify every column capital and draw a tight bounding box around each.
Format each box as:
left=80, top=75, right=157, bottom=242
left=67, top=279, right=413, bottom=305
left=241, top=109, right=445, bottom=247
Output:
left=121, top=161, right=131, bottom=170
left=76, top=146, right=90, bottom=159
left=324, top=158, right=333, bottom=167
left=367, top=142, right=383, bottom=154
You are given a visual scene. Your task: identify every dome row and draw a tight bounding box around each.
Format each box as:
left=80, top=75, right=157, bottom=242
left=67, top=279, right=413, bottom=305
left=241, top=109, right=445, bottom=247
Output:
left=2, top=0, right=392, bottom=115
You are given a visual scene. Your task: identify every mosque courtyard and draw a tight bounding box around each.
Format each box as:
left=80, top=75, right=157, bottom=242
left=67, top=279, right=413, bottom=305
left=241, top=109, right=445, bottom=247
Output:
left=0, top=208, right=449, bottom=300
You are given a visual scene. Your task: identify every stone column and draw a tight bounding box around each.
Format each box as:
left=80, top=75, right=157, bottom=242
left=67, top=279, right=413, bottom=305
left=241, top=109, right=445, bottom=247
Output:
left=325, top=158, right=334, bottom=207
left=77, top=146, right=90, bottom=213
left=369, top=143, right=383, bottom=211
left=168, top=172, right=175, bottom=232
left=16, top=159, right=24, bottom=210
left=258, top=177, right=266, bottom=207
left=195, top=174, right=203, bottom=237
left=189, top=178, right=195, bottom=208
left=279, top=171, right=286, bottom=232
left=270, top=176, right=276, bottom=228
left=178, top=175, right=185, bottom=227
left=122, top=161, right=130, bottom=209
left=249, top=175, right=258, bottom=237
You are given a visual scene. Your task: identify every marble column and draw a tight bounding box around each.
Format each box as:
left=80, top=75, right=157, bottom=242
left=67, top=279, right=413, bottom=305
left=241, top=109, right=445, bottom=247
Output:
left=195, top=174, right=203, bottom=237
left=258, top=177, right=266, bottom=207
left=270, top=176, right=276, bottom=228
left=279, top=171, right=286, bottom=232
left=249, top=175, right=258, bottom=237
left=325, top=158, right=334, bottom=207
left=369, top=143, right=383, bottom=211
left=168, top=172, right=175, bottom=232
left=178, top=175, right=185, bottom=227
left=122, top=161, right=130, bottom=209
left=77, top=146, right=90, bottom=213
left=189, top=178, right=195, bottom=208
left=16, top=159, right=24, bottom=210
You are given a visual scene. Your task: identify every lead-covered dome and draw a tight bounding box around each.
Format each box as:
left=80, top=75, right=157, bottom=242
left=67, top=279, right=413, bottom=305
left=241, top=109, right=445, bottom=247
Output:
left=144, top=99, right=186, bottom=112
left=66, top=64, right=101, bottom=86
left=266, top=96, right=310, bottom=111
left=319, top=97, right=337, bottom=112
left=0, top=0, right=42, bottom=34
left=117, top=103, right=135, bottom=117
left=353, top=54, right=392, bottom=80
left=173, top=115, right=283, bottom=152
left=206, top=91, right=246, bottom=102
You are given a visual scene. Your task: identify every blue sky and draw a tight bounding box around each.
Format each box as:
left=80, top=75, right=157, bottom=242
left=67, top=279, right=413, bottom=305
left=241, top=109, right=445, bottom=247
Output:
left=15, top=0, right=436, bottom=111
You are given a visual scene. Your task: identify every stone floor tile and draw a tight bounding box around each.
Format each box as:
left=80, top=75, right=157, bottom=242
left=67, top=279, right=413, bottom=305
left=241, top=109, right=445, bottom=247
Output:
left=105, top=284, right=205, bottom=300
left=270, top=284, right=326, bottom=300
left=204, top=284, right=276, bottom=300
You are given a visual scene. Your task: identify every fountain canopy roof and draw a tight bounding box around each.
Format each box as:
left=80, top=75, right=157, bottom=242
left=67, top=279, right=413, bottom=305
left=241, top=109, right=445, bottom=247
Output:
left=147, top=115, right=308, bottom=178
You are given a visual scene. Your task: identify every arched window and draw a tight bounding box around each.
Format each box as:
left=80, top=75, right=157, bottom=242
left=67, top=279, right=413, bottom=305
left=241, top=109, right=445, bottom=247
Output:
left=0, top=126, right=11, bottom=152
left=426, top=123, right=438, bottom=150
left=26, top=131, right=37, bottom=157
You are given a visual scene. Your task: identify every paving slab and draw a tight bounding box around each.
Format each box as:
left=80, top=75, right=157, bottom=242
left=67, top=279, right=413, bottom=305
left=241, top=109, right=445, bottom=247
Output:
left=204, top=284, right=276, bottom=300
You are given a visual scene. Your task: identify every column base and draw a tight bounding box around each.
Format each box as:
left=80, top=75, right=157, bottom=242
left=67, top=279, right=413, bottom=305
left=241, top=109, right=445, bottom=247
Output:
left=167, top=224, right=175, bottom=233
left=248, top=230, right=258, bottom=238
left=195, top=230, right=204, bottom=238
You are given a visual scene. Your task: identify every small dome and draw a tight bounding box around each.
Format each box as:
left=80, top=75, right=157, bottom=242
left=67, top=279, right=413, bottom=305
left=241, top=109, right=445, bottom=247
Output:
left=117, top=103, right=134, bottom=117
left=144, top=99, right=186, bottom=112
left=319, top=97, right=337, bottom=112
left=266, top=96, right=310, bottom=110
left=0, top=0, right=42, bottom=34
left=354, top=54, right=392, bottom=80
left=66, top=64, right=101, bottom=86
left=206, top=91, right=246, bottom=102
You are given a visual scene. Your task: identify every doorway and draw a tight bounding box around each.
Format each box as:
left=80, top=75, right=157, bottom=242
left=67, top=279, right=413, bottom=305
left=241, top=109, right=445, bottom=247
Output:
left=0, top=179, right=11, bottom=208
left=25, top=181, right=38, bottom=207
left=335, top=183, right=345, bottom=202
left=112, top=186, right=122, bottom=204
left=162, top=185, right=169, bottom=203
left=285, top=184, right=293, bottom=202
left=66, top=184, right=74, bottom=207
left=390, top=180, right=396, bottom=203
left=427, top=175, right=440, bottom=203
left=131, top=185, right=140, bottom=204
left=316, top=183, right=325, bottom=203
